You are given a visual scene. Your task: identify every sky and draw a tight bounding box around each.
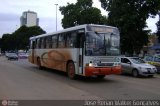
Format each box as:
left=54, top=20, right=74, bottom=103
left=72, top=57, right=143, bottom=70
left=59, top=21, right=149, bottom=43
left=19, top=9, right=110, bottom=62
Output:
left=0, top=0, right=159, bottom=38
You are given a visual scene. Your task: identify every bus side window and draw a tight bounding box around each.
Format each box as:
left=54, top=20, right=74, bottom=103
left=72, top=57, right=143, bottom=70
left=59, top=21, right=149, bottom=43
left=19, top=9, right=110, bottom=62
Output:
left=41, top=37, right=46, bottom=49
left=58, top=34, right=65, bottom=48
left=46, top=36, right=52, bottom=48
left=52, top=35, right=58, bottom=48
left=77, top=31, right=85, bottom=48
left=32, top=41, right=36, bottom=49
left=40, top=38, right=43, bottom=48
left=38, top=38, right=41, bottom=49
left=29, top=41, right=31, bottom=49
left=44, top=37, right=47, bottom=48
left=35, top=39, right=38, bottom=49
left=66, top=32, right=76, bottom=48
left=30, top=40, right=33, bottom=49
left=35, top=39, right=37, bottom=49
left=66, top=33, right=72, bottom=48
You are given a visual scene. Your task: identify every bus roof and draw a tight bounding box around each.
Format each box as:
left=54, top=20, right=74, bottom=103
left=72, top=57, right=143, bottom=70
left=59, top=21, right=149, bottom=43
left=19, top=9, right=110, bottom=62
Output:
left=30, top=24, right=117, bottom=40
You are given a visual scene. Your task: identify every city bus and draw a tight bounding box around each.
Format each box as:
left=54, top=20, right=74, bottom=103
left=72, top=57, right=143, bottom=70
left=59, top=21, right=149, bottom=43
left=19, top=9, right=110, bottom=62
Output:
left=28, top=24, right=121, bottom=79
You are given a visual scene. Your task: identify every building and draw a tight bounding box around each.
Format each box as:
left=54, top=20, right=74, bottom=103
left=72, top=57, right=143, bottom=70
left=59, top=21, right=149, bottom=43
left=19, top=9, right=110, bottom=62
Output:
left=147, top=13, right=160, bottom=55
left=139, top=34, right=159, bottom=57
left=147, top=34, right=159, bottom=54
left=20, top=10, right=39, bottom=27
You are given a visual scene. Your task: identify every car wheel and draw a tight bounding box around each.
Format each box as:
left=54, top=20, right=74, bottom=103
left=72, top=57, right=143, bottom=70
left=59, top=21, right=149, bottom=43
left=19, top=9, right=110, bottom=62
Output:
left=132, top=69, right=139, bottom=77
left=67, top=62, right=76, bottom=79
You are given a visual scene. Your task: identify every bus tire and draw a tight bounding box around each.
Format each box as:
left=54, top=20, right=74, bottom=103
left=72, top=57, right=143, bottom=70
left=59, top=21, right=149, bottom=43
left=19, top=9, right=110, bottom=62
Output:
left=37, top=58, right=43, bottom=70
left=97, top=75, right=105, bottom=79
left=67, top=62, right=76, bottom=79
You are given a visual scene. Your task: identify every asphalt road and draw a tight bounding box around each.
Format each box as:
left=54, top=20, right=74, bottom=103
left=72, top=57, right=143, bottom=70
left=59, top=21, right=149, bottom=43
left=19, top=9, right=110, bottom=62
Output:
left=0, top=56, right=160, bottom=101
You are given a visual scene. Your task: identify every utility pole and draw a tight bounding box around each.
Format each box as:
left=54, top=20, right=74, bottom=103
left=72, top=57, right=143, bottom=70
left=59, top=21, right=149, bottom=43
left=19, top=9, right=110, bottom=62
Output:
left=55, top=4, right=58, bottom=31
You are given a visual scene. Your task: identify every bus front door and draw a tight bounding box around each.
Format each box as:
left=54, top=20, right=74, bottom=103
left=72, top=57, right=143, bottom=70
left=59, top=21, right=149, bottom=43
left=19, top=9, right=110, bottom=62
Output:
left=77, top=32, right=84, bottom=75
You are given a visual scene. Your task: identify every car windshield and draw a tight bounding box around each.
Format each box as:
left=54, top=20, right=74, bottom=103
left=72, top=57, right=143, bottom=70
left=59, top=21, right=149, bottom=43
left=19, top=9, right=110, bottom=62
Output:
left=19, top=53, right=26, bottom=55
left=154, top=56, right=160, bottom=62
left=144, top=55, right=160, bottom=62
left=85, top=32, right=120, bottom=56
left=9, top=53, right=17, bottom=55
left=130, top=58, right=145, bottom=64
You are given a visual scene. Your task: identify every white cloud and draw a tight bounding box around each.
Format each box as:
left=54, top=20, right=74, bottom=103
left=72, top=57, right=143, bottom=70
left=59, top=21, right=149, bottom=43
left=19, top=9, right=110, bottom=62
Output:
left=146, top=15, right=159, bottom=33
left=0, top=0, right=78, bottom=37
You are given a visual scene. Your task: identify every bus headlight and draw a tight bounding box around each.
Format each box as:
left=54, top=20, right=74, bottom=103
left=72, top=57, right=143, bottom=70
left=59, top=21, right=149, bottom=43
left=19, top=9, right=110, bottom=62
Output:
left=89, top=63, right=94, bottom=67
left=86, top=63, right=96, bottom=67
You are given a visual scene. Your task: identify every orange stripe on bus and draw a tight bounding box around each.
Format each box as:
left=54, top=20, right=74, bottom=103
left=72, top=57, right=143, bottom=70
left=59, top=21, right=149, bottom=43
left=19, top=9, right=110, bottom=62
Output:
left=85, top=66, right=121, bottom=76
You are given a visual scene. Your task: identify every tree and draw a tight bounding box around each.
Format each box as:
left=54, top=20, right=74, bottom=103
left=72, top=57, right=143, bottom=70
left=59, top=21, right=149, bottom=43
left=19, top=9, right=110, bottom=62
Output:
left=13, top=26, right=46, bottom=50
left=100, top=0, right=160, bottom=55
left=1, top=26, right=46, bottom=52
left=157, top=13, right=160, bottom=43
left=1, top=34, right=12, bottom=52
left=59, top=0, right=108, bottom=28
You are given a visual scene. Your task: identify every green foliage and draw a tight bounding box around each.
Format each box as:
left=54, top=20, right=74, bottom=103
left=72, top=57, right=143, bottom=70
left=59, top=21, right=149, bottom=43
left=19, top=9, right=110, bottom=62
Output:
left=157, top=14, right=160, bottom=43
left=1, top=26, right=46, bottom=52
left=59, top=0, right=108, bottom=28
left=100, top=0, right=160, bottom=55
left=1, top=34, right=12, bottom=51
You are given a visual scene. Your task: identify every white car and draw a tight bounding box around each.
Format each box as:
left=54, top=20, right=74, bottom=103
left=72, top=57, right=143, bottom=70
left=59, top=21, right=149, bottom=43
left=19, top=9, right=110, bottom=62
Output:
left=7, top=53, right=18, bottom=60
left=121, top=57, right=157, bottom=77
left=18, top=53, right=28, bottom=59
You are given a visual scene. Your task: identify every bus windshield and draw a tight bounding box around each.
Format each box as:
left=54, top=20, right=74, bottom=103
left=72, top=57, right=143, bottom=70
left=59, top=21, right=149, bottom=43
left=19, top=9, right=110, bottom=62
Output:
left=85, top=32, right=120, bottom=56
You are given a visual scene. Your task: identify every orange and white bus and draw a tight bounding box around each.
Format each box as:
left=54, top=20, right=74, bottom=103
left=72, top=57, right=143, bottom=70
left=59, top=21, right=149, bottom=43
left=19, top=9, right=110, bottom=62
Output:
left=28, top=24, right=121, bottom=79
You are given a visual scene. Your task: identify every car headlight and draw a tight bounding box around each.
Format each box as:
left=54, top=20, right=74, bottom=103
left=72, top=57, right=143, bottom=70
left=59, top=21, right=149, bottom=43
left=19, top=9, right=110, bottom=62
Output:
left=138, top=67, right=147, bottom=71
left=153, top=68, right=157, bottom=72
left=138, top=67, right=142, bottom=70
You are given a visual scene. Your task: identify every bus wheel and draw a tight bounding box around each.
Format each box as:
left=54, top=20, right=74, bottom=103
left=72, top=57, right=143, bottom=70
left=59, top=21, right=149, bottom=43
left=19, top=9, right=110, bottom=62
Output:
left=67, top=62, right=76, bottom=79
left=37, top=58, right=43, bottom=70
left=97, top=75, right=105, bottom=79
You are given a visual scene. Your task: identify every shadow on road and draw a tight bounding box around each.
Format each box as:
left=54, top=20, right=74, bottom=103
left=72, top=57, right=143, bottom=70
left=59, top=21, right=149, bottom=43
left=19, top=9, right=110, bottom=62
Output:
left=120, top=73, right=157, bottom=79
left=29, top=66, right=117, bottom=84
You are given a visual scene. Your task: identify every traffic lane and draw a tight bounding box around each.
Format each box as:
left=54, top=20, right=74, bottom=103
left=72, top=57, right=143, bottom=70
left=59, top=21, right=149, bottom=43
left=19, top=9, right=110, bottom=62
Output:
left=66, top=75, right=160, bottom=100
left=3, top=58, right=160, bottom=100
left=35, top=70, right=160, bottom=100
left=16, top=59, right=160, bottom=99
left=0, top=57, right=101, bottom=100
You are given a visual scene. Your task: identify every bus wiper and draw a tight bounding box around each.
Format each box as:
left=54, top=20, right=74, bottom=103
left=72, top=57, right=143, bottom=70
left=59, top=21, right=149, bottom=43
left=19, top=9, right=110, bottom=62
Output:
left=95, top=31, right=98, bottom=34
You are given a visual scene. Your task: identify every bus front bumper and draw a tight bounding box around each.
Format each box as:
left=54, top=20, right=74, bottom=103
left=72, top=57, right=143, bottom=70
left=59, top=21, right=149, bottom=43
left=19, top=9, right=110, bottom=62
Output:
left=84, top=66, right=121, bottom=76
